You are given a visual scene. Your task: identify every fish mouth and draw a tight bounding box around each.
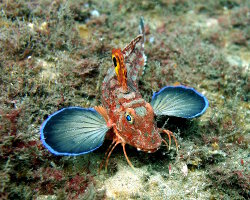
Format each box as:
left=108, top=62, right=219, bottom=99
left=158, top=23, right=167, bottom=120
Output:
left=136, top=146, right=160, bottom=153
left=133, top=130, right=162, bottom=153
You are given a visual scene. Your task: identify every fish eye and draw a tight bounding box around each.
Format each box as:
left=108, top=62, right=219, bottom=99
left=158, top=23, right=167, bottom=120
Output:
left=113, top=57, right=117, bottom=67
left=125, top=112, right=134, bottom=124
left=126, top=115, right=131, bottom=121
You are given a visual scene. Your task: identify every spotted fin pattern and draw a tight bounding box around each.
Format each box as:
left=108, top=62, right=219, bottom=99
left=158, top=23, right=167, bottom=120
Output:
left=151, top=86, right=209, bottom=118
left=40, top=107, right=109, bottom=156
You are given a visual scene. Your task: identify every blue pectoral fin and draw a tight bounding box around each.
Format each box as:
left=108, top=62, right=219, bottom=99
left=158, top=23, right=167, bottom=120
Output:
left=151, top=86, right=209, bottom=119
left=40, top=107, right=109, bottom=156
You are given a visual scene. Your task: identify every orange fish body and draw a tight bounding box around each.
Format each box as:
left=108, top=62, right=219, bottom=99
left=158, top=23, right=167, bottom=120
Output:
left=100, top=33, right=162, bottom=154
left=95, top=22, right=177, bottom=169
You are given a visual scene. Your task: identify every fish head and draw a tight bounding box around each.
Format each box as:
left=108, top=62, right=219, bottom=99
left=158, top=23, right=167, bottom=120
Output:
left=115, top=99, right=162, bottom=153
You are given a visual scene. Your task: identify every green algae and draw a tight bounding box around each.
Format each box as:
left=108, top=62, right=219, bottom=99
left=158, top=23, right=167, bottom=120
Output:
left=0, top=0, right=249, bottom=199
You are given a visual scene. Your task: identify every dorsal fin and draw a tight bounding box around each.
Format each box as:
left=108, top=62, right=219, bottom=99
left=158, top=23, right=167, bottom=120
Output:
left=110, top=17, right=146, bottom=92
left=122, top=34, right=143, bottom=58
left=122, top=17, right=146, bottom=86
left=112, top=48, right=128, bottom=92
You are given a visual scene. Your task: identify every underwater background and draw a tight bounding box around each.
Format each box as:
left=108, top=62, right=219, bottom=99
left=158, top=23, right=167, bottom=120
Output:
left=0, top=0, right=249, bottom=199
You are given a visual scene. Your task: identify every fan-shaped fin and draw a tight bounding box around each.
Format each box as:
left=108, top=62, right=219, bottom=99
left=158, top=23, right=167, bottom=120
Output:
left=151, top=86, right=209, bottom=118
left=40, top=107, right=109, bottom=156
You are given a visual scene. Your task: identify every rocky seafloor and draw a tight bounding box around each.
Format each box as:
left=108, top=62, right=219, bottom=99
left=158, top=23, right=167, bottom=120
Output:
left=0, top=0, right=249, bottom=199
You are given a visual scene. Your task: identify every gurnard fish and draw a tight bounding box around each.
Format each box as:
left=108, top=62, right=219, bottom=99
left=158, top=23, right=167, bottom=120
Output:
left=40, top=18, right=208, bottom=170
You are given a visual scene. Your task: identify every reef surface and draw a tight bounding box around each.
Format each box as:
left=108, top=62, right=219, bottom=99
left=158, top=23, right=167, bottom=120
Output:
left=0, top=0, right=249, bottom=199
